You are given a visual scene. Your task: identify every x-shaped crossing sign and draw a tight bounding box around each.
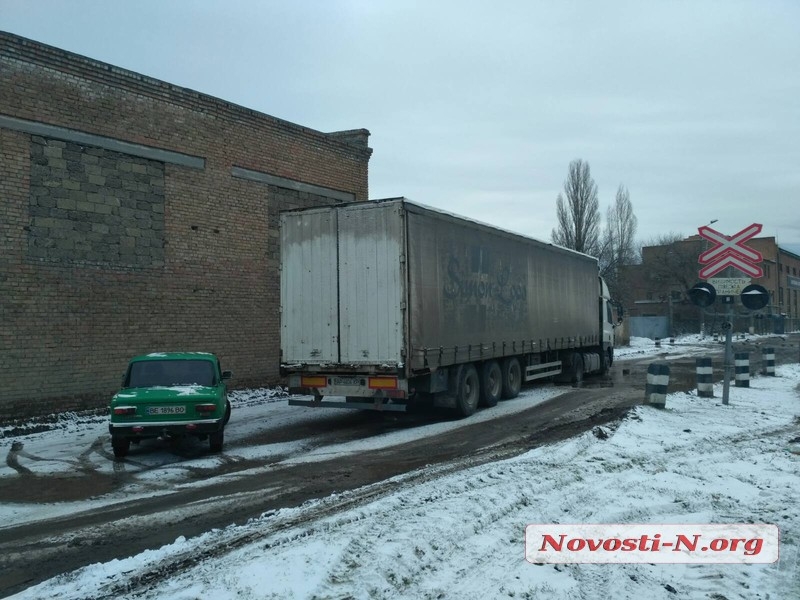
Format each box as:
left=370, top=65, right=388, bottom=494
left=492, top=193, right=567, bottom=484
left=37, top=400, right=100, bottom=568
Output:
left=697, top=223, right=764, bottom=279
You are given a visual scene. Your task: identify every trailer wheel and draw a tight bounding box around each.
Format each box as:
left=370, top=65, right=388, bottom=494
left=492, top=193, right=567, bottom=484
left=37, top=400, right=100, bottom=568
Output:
left=479, top=360, right=502, bottom=407
left=453, top=363, right=480, bottom=417
left=501, top=357, right=522, bottom=399
left=570, top=352, right=584, bottom=385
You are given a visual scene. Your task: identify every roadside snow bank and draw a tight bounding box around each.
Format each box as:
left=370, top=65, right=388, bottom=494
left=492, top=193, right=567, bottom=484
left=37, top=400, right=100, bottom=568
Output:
left=14, top=367, right=800, bottom=600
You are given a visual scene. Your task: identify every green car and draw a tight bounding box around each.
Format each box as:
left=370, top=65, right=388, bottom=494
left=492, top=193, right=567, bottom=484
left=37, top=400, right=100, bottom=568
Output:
left=109, top=352, right=232, bottom=458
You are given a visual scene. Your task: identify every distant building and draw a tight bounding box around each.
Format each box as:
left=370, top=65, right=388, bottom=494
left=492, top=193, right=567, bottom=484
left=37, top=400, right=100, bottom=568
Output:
left=622, top=236, right=800, bottom=338
left=0, top=32, right=372, bottom=419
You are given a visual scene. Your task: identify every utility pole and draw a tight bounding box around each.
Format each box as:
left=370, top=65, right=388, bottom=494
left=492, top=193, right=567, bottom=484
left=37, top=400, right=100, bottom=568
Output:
left=722, top=309, right=733, bottom=406
left=668, top=293, right=674, bottom=337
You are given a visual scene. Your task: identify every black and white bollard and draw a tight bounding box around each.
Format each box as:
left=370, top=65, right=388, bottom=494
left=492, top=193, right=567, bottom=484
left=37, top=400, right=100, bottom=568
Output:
left=734, top=352, right=750, bottom=388
left=655, top=337, right=661, bottom=348
left=669, top=336, right=676, bottom=346
left=713, top=333, right=719, bottom=342
left=696, top=357, right=714, bottom=398
left=645, top=363, right=670, bottom=408
left=762, top=347, right=775, bottom=376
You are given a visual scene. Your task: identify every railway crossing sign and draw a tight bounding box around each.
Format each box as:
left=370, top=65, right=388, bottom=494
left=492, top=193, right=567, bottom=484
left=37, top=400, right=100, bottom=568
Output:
left=697, top=223, right=764, bottom=279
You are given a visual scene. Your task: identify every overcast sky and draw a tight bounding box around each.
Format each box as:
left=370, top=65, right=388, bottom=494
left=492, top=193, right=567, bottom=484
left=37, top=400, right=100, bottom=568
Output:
left=2, top=0, right=799, bottom=247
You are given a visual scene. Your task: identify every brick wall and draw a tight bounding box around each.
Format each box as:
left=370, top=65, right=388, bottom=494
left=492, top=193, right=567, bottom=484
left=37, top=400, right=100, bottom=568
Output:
left=0, top=32, right=372, bottom=420
left=623, top=236, right=800, bottom=337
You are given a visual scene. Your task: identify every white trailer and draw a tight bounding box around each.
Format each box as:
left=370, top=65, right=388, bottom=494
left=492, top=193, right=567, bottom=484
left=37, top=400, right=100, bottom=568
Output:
left=280, top=198, right=617, bottom=417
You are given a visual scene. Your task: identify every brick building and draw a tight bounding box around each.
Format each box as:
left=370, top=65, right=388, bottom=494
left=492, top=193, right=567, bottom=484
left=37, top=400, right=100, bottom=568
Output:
left=623, top=235, right=800, bottom=336
left=0, top=32, right=372, bottom=419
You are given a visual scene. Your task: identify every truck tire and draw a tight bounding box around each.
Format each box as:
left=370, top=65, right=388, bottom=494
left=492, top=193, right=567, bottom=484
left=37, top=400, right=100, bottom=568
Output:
left=570, top=352, right=584, bottom=385
left=600, top=348, right=612, bottom=375
left=453, top=363, right=480, bottom=417
left=501, top=357, right=522, bottom=399
left=479, top=360, right=502, bottom=407
left=209, top=430, right=224, bottom=453
left=111, top=435, right=130, bottom=459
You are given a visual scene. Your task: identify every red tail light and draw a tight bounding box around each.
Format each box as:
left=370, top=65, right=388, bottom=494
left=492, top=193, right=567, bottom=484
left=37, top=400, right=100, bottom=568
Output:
left=113, top=406, right=136, bottom=416
left=195, top=404, right=217, bottom=413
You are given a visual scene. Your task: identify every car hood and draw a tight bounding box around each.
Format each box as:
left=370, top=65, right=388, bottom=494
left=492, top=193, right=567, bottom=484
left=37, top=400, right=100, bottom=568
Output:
left=112, top=386, right=221, bottom=403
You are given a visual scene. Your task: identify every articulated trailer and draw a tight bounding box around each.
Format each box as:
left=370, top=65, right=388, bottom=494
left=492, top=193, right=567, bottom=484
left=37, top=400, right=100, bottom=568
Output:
left=280, top=198, right=617, bottom=417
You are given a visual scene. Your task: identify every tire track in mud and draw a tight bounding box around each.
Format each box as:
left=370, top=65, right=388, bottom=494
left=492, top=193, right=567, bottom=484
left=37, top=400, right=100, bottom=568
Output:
left=45, top=395, right=638, bottom=600
left=4, top=337, right=798, bottom=598
left=5, top=439, right=93, bottom=476
left=0, top=385, right=636, bottom=598
left=5, top=441, right=32, bottom=475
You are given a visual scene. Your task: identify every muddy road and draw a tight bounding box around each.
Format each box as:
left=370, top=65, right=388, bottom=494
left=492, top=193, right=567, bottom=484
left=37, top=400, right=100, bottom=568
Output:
left=1, top=335, right=797, bottom=598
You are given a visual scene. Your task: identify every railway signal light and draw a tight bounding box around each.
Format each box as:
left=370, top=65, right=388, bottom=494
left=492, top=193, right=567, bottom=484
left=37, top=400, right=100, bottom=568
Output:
left=687, top=282, right=717, bottom=308
left=740, top=284, right=769, bottom=311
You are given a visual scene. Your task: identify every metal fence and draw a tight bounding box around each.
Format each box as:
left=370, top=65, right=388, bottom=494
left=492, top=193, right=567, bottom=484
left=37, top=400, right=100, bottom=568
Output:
left=629, top=316, right=669, bottom=339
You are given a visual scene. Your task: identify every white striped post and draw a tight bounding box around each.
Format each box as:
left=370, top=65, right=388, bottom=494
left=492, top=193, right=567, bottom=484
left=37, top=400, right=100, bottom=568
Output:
left=655, top=337, right=661, bottom=348
left=696, top=357, right=713, bottom=398
left=669, top=336, right=676, bottom=346
left=734, top=352, right=750, bottom=388
left=762, top=347, right=775, bottom=376
left=713, top=333, right=719, bottom=342
left=645, top=363, right=670, bottom=408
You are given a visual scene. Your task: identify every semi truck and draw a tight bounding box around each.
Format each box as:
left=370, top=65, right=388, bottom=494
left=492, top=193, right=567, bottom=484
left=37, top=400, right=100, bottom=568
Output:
left=280, top=198, right=618, bottom=417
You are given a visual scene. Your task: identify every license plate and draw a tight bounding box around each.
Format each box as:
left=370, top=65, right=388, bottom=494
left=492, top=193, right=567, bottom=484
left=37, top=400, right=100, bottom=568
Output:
left=332, top=376, right=361, bottom=386
left=147, top=405, right=186, bottom=415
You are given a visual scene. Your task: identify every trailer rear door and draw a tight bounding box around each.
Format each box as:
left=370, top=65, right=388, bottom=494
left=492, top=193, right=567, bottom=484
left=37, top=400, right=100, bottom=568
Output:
left=338, top=203, right=405, bottom=365
left=280, top=209, right=339, bottom=364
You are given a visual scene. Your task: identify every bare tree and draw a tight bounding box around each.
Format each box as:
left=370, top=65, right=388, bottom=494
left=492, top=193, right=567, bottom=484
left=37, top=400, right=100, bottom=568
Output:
left=599, top=185, right=638, bottom=300
left=639, top=231, right=701, bottom=282
left=608, top=186, right=638, bottom=266
left=635, top=233, right=709, bottom=334
left=551, top=159, right=600, bottom=255
left=639, top=232, right=699, bottom=292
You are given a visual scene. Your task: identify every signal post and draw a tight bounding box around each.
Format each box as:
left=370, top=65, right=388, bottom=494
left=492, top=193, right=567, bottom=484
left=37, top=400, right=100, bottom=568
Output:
left=688, top=224, right=769, bottom=405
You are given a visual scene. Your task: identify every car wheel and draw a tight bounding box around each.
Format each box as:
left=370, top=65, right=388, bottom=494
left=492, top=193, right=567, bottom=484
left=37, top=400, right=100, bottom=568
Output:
left=111, top=435, right=130, bottom=459
left=209, top=430, right=224, bottom=453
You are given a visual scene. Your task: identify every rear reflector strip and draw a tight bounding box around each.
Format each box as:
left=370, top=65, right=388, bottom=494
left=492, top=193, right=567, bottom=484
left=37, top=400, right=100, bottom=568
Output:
left=369, top=377, right=398, bottom=390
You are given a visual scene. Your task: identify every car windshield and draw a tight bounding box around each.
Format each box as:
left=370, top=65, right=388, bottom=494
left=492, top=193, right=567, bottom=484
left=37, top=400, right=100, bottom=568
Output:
left=127, top=359, right=216, bottom=388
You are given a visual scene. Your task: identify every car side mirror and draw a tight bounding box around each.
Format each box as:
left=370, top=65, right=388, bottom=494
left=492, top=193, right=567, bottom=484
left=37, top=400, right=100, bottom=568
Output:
left=222, top=370, right=233, bottom=381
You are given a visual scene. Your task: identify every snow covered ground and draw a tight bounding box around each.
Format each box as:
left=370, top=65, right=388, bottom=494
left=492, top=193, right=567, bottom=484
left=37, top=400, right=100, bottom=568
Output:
left=9, top=357, right=800, bottom=599
left=614, top=333, right=765, bottom=360
left=0, top=383, right=561, bottom=528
